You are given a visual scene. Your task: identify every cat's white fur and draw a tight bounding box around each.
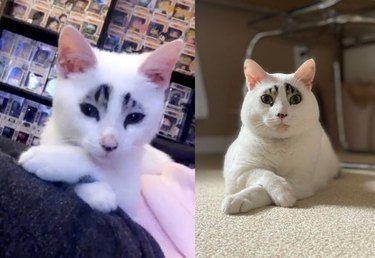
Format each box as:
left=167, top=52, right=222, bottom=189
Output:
left=19, top=26, right=180, bottom=218
left=221, top=59, right=339, bottom=214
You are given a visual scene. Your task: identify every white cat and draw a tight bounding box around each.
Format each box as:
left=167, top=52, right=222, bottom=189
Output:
left=18, top=26, right=180, bottom=218
left=221, top=59, right=339, bottom=214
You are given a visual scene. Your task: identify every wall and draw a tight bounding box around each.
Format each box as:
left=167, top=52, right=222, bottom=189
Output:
left=196, top=3, right=255, bottom=138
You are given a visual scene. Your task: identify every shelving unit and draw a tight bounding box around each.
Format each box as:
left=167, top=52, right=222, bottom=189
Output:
left=0, top=0, right=195, bottom=166
left=0, top=81, right=52, bottom=106
left=0, top=15, right=58, bottom=46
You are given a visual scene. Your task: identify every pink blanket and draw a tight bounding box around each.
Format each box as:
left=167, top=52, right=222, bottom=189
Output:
left=135, top=163, right=195, bottom=258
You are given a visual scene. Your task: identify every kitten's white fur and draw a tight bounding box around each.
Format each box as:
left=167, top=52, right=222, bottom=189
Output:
left=19, top=27, right=179, bottom=218
left=221, top=59, right=339, bottom=214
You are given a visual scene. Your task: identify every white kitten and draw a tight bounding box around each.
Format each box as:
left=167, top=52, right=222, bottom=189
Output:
left=221, top=59, right=339, bottom=214
left=19, top=26, right=181, bottom=217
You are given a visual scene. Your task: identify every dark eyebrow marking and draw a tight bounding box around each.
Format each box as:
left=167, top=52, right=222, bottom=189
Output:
left=265, top=85, right=279, bottom=96
left=103, top=85, right=109, bottom=100
left=122, top=92, right=142, bottom=113
left=94, top=90, right=100, bottom=101
left=285, top=83, right=299, bottom=95
left=124, top=93, right=130, bottom=105
left=94, top=84, right=111, bottom=102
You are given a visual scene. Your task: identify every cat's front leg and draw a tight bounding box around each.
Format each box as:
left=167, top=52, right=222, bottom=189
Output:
left=221, top=185, right=272, bottom=214
left=248, top=169, right=296, bottom=208
left=222, top=169, right=296, bottom=214
left=19, top=145, right=95, bottom=183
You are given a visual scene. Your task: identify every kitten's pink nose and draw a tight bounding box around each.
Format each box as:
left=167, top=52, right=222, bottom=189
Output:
left=277, top=113, right=288, bottom=119
left=100, top=135, right=118, bottom=152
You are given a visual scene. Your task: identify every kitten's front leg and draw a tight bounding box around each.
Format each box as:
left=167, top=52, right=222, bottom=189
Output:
left=75, top=182, right=117, bottom=213
left=19, top=145, right=95, bottom=183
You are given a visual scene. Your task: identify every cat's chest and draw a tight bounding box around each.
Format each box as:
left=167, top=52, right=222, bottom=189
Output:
left=238, top=129, right=321, bottom=176
left=262, top=139, right=309, bottom=175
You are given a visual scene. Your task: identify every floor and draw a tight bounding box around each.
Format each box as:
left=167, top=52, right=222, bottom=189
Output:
left=195, top=152, right=375, bottom=257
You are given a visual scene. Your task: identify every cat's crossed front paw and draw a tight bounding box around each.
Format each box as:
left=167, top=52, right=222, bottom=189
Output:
left=268, top=179, right=296, bottom=207
left=221, top=195, right=252, bottom=214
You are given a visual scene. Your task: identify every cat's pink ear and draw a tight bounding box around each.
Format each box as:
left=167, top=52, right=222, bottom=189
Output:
left=294, top=59, right=315, bottom=90
left=244, top=59, right=267, bottom=90
left=57, top=26, right=97, bottom=78
left=139, top=39, right=183, bottom=88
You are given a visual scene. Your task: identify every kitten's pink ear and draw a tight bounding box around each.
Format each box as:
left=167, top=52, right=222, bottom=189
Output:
left=294, top=59, right=315, bottom=90
left=57, top=26, right=97, bottom=78
left=139, top=39, right=183, bottom=88
left=244, top=59, right=267, bottom=90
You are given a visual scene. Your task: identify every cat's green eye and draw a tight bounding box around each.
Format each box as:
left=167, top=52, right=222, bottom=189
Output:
left=124, top=113, right=145, bottom=129
left=289, top=94, right=302, bottom=105
left=261, top=94, right=274, bottom=106
left=80, top=103, right=100, bottom=121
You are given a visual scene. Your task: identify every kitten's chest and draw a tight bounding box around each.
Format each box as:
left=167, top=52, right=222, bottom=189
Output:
left=95, top=159, right=142, bottom=214
left=93, top=156, right=141, bottom=189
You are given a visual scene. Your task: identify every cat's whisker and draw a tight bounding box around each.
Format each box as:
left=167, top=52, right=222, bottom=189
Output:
left=254, top=123, right=265, bottom=129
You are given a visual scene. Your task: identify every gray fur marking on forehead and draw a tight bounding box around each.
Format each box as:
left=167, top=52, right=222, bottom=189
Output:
left=263, top=83, right=300, bottom=96
left=285, top=83, right=300, bottom=96
left=123, top=92, right=142, bottom=112
left=264, top=85, right=279, bottom=96
left=83, top=84, right=112, bottom=110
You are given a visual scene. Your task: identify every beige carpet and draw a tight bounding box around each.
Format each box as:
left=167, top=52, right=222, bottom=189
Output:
left=196, top=163, right=375, bottom=257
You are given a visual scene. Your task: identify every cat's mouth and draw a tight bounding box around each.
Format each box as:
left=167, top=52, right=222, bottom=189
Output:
left=274, top=123, right=290, bottom=132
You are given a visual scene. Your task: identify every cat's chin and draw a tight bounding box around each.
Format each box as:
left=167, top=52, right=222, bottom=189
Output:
left=263, top=121, right=291, bottom=132
left=254, top=123, right=297, bottom=139
left=273, top=123, right=290, bottom=132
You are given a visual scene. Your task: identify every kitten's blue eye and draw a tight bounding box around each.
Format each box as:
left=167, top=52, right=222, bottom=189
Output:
left=261, top=94, right=273, bottom=106
left=80, top=103, right=99, bottom=121
left=124, top=113, right=145, bottom=128
left=289, top=94, right=302, bottom=105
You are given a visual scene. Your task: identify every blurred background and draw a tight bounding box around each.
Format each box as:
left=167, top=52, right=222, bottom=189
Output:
left=196, top=0, right=375, bottom=168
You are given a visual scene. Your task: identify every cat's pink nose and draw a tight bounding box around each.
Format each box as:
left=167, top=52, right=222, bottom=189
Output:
left=277, top=113, right=288, bottom=119
left=100, top=135, right=118, bottom=152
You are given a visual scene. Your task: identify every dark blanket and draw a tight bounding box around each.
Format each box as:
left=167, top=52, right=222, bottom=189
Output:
left=0, top=138, right=164, bottom=258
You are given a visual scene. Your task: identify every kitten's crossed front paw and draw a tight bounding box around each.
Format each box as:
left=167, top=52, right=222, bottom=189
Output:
left=75, top=182, right=117, bottom=213
left=268, top=179, right=296, bottom=208
left=221, top=195, right=252, bottom=214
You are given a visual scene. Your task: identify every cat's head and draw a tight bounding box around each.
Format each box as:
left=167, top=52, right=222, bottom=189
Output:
left=241, top=59, right=319, bottom=139
left=52, top=26, right=182, bottom=159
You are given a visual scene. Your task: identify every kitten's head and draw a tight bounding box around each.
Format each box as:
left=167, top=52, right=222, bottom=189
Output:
left=241, top=59, right=319, bottom=139
left=53, top=26, right=182, bottom=159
